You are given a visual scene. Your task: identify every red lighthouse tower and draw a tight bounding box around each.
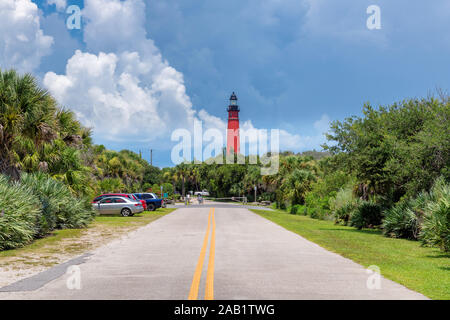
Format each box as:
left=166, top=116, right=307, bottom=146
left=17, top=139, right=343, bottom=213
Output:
left=226, top=92, right=240, bottom=154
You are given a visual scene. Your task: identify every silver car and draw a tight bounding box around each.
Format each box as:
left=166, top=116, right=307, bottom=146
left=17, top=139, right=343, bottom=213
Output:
left=92, top=196, right=144, bottom=216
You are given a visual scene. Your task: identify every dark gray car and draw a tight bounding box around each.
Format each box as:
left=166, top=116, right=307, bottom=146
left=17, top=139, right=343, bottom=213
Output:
left=92, top=196, right=144, bottom=216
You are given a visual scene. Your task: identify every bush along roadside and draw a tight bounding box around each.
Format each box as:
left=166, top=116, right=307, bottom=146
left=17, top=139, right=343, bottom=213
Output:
left=381, top=177, right=449, bottom=251
left=285, top=177, right=449, bottom=252
left=350, top=201, right=384, bottom=230
left=0, top=173, right=95, bottom=250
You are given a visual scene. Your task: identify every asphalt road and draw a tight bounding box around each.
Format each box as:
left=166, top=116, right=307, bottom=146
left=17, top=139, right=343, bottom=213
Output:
left=0, top=207, right=427, bottom=300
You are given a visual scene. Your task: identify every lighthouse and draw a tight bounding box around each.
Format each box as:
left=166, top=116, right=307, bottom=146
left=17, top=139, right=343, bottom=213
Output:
left=226, top=92, right=240, bottom=154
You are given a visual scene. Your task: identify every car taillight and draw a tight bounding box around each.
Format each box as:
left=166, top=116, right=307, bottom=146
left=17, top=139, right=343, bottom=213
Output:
left=135, top=203, right=141, bottom=206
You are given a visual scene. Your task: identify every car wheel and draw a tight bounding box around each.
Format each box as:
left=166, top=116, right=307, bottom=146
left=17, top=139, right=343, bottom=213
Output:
left=148, top=203, right=156, bottom=211
left=121, top=208, right=132, bottom=217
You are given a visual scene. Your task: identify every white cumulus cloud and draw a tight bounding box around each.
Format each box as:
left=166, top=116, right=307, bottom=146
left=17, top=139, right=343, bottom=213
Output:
left=47, top=0, right=66, bottom=11
left=0, top=0, right=53, bottom=72
left=44, top=0, right=201, bottom=145
left=43, top=0, right=327, bottom=153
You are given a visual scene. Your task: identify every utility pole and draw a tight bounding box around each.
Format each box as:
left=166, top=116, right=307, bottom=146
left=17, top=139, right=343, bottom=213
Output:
left=150, top=149, right=153, bottom=166
left=254, top=185, right=257, bottom=203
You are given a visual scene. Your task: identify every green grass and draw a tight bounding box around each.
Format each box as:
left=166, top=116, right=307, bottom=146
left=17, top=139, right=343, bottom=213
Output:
left=93, top=208, right=173, bottom=227
left=0, top=228, right=87, bottom=258
left=251, top=209, right=450, bottom=300
left=0, top=208, right=175, bottom=259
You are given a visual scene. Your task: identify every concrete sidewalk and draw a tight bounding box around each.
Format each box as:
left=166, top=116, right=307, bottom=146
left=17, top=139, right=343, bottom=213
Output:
left=0, top=207, right=427, bottom=300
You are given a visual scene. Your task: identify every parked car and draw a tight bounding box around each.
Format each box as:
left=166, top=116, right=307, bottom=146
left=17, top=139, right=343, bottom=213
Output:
left=92, top=196, right=143, bottom=216
left=134, top=193, right=164, bottom=211
left=194, top=190, right=210, bottom=197
left=92, top=193, right=147, bottom=210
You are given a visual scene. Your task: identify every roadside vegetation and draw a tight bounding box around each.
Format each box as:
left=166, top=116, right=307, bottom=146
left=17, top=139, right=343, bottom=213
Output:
left=168, top=94, right=449, bottom=252
left=0, top=172, right=95, bottom=250
left=1, top=67, right=448, bottom=257
left=251, top=208, right=449, bottom=300
left=0, top=69, right=165, bottom=250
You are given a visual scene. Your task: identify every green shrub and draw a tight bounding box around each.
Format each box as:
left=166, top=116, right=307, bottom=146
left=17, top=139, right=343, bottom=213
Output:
left=301, top=206, right=308, bottom=215
left=383, top=202, right=421, bottom=239
left=310, top=208, right=320, bottom=219
left=382, top=192, right=429, bottom=240
left=98, top=177, right=125, bottom=193
left=420, top=178, right=450, bottom=251
left=330, top=186, right=359, bottom=225
left=382, top=177, right=449, bottom=251
left=0, top=175, right=41, bottom=250
left=350, top=201, right=383, bottom=229
left=0, top=173, right=95, bottom=251
left=334, top=203, right=356, bottom=225
left=290, top=204, right=303, bottom=215
left=306, top=207, right=327, bottom=220
left=421, top=197, right=449, bottom=251
left=278, top=201, right=287, bottom=210
left=20, top=172, right=95, bottom=234
left=306, top=207, right=316, bottom=217
left=305, top=192, right=330, bottom=212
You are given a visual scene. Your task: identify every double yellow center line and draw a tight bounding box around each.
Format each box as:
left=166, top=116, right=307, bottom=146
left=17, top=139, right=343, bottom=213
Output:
left=188, top=207, right=216, bottom=300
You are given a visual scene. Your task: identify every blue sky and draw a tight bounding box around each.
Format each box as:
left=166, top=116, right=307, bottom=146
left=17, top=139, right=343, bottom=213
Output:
left=2, top=0, right=450, bottom=167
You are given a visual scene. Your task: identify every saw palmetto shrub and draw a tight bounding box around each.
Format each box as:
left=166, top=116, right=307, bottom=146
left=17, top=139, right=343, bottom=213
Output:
left=0, top=173, right=95, bottom=250
left=334, top=204, right=357, bottom=225
left=0, top=175, right=41, bottom=250
left=382, top=192, right=429, bottom=240
left=20, top=172, right=95, bottom=236
left=420, top=178, right=450, bottom=252
left=383, top=201, right=422, bottom=240
left=350, top=201, right=384, bottom=229
left=382, top=177, right=449, bottom=251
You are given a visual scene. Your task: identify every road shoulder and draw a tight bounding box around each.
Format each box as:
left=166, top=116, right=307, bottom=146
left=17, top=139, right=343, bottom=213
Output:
left=0, top=208, right=175, bottom=289
left=251, top=209, right=448, bottom=299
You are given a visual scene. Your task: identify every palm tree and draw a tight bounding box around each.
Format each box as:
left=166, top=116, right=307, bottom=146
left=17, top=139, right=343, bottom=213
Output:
left=0, top=69, right=58, bottom=179
left=175, top=163, right=190, bottom=197
left=187, top=164, right=201, bottom=192
left=162, top=168, right=178, bottom=196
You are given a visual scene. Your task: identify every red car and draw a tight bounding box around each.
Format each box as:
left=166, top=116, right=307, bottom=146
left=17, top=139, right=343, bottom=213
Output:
left=92, top=193, right=147, bottom=211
